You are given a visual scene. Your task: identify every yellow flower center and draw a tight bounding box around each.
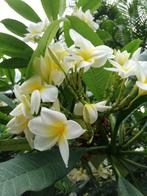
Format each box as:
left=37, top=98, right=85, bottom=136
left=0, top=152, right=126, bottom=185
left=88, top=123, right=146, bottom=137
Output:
left=78, top=50, right=93, bottom=62
left=50, top=121, right=67, bottom=138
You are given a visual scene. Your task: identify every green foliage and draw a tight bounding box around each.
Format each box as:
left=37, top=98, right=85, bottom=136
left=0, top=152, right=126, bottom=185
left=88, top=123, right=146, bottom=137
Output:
left=118, top=176, right=143, bottom=196
left=5, top=0, right=41, bottom=23
left=0, top=58, right=29, bottom=69
left=83, top=65, right=114, bottom=101
left=122, top=39, right=142, bottom=54
left=64, top=16, right=103, bottom=46
left=0, top=148, right=84, bottom=196
left=41, top=0, right=66, bottom=21
left=77, top=0, right=102, bottom=12
left=0, top=33, right=33, bottom=59
left=1, top=19, right=28, bottom=37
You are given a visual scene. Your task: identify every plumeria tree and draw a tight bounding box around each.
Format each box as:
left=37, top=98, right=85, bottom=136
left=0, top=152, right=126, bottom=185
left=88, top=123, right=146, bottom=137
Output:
left=0, top=0, right=147, bottom=195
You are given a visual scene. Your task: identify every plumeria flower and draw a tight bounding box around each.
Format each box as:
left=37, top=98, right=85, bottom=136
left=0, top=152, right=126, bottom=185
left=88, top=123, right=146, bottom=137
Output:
left=135, top=61, right=147, bottom=95
left=38, top=42, right=69, bottom=85
left=20, top=76, right=58, bottom=114
left=64, top=30, right=113, bottom=71
left=68, top=167, right=89, bottom=183
left=105, top=50, right=137, bottom=78
left=129, top=48, right=147, bottom=94
left=74, top=101, right=111, bottom=124
left=24, top=19, right=49, bottom=42
left=28, top=107, right=85, bottom=167
left=7, top=94, right=34, bottom=147
left=72, top=7, right=99, bottom=31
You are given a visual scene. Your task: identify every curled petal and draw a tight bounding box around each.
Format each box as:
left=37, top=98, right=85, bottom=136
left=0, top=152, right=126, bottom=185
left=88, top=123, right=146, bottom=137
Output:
left=28, top=116, right=51, bottom=137
left=66, top=120, right=85, bottom=139
left=31, top=90, right=41, bottom=115
left=58, top=137, right=69, bottom=168
left=83, top=104, right=98, bottom=124
left=40, top=85, right=58, bottom=102
left=41, top=107, right=67, bottom=125
left=34, top=136, right=58, bottom=151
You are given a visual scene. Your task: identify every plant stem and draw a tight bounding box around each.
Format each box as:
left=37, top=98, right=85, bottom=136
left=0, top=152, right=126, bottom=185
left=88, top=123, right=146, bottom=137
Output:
left=123, top=158, right=147, bottom=170
left=122, top=123, right=147, bottom=149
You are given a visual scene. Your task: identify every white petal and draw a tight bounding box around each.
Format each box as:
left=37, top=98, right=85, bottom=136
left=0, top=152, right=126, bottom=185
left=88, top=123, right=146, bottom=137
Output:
left=41, top=107, right=66, bottom=125
left=136, top=81, right=147, bottom=91
left=95, top=101, right=111, bottom=112
left=66, top=120, right=85, bottom=139
left=91, top=54, right=107, bottom=68
left=7, top=118, right=23, bottom=134
left=20, top=76, right=42, bottom=94
left=74, top=102, right=84, bottom=116
left=10, top=104, right=22, bottom=116
left=132, top=47, right=141, bottom=60
left=52, top=70, right=65, bottom=86
left=58, top=137, right=69, bottom=167
left=31, top=90, right=41, bottom=114
left=28, top=116, right=51, bottom=137
left=40, top=85, right=58, bottom=102
left=83, top=104, right=98, bottom=124
left=24, top=128, right=34, bottom=148
left=34, top=136, right=58, bottom=151
left=70, top=29, right=94, bottom=50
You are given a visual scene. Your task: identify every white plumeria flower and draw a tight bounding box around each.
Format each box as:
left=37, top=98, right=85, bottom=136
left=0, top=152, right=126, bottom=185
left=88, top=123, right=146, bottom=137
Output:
left=74, top=101, right=111, bottom=124
left=24, top=19, right=49, bottom=42
left=129, top=48, right=147, bottom=94
left=38, top=42, right=69, bottom=85
left=72, top=7, right=99, bottom=31
left=106, top=50, right=137, bottom=78
left=28, top=107, right=85, bottom=167
left=7, top=94, right=34, bottom=147
left=135, top=61, right=147, bottom=94
left=20, top=76, right=58, bottom=114
left=64, top=30, right=113, bottom=71
left=68, top=167, right=89, bottom=183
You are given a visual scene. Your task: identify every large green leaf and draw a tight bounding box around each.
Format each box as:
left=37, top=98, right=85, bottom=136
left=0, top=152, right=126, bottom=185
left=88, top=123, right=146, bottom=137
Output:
left=41, top=0, right=59, bottom=21
left=0, top=148, right=84, bottom=196
left=122, top=39, right=142, bottom=54
left=5, top=0, right=41, bottom=23
left=118, top=176, right=143, bottom=196
left=83, top=66, right=113, bottom=101
left=0, top=33, right=33, bottom=59
left=41, top=0, right=66, bottom=21
left=0, top=58, right=28, bottom=69
left=65, top=16, right=103, bottom=46
left=77, top=0, right=102, bottom=12
left=26, top=20, right=60, bottom=77
left=1, top=19, right=28, bottom=37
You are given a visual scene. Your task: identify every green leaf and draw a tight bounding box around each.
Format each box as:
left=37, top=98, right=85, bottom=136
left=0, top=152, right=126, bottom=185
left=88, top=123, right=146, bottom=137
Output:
left=26, top=20, right=61, bottom=77
left=1, top=19, right=28, bottom=37
left=0, top=93, right=15, bottom=109
left=118, top=176, right=143, bottom=196
left=0, top=33, right=33, bottom=59
left=83, top=66, right=113, bottom=101
left=59, top=0, right=66, bottom=16
left=41, top=0, right=66, bottom=21
left=0, top=148, right=84, bottom=196
left=77, top=0, right=101, bottom=12
left=97, top=30, right=112, bottom=42
left=0, top=58, right=28, bottom=69
left=5, top=0, right=41, bottom=23
left=122, top=39, right=142, bottom=54
left=65, top=16, right=103, bottom=46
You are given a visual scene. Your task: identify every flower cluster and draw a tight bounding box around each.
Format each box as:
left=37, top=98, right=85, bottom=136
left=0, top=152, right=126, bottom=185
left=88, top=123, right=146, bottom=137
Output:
left=7, top=26, right=147, bottom=168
